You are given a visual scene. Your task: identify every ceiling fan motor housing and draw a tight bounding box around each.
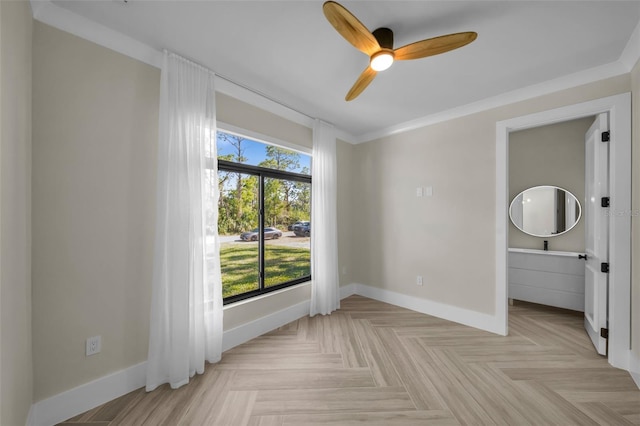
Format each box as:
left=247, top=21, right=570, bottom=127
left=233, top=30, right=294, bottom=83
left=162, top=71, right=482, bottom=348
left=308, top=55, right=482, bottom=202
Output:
left=372, top=27, right=394, bottom=49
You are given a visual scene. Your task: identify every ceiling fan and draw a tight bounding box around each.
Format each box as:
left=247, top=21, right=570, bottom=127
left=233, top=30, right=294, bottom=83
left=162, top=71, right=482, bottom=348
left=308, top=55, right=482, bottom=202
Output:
left=322, top=1, right=478, bottom=101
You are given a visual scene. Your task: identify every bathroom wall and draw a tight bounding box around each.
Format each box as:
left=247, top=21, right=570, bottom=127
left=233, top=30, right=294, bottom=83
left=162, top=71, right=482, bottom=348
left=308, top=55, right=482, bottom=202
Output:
left=509, top=117, right=593, bottom=253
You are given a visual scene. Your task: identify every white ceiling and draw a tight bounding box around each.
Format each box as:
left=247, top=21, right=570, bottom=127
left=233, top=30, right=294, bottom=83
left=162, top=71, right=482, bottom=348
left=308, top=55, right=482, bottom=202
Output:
left=43, top=1, right=640, bottom=142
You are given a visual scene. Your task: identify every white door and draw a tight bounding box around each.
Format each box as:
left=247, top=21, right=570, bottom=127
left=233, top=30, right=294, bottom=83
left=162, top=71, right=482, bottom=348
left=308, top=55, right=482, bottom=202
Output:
left=584, top=113, right=609, bottom=355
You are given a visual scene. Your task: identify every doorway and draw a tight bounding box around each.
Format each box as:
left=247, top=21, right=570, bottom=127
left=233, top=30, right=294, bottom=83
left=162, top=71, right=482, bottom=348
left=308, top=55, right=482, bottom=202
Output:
left=495, top=93, right=631, bottom=370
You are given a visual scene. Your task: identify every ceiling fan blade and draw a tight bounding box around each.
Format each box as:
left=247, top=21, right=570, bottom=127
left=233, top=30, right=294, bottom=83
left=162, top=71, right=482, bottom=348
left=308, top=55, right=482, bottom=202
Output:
left=323, top=1, right=380, bottom=56
left=394, top=32, right=477, bottom=61
left=345, top=66, right=377, bottom=101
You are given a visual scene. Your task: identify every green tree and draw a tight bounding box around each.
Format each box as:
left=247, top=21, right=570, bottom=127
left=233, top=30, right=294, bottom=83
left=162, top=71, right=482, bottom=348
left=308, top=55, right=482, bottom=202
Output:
left=261, top=146, right=300, bottom=172
left=259, top=147, right=303, bottom=228
left=220, top=133, right=247, bottom=219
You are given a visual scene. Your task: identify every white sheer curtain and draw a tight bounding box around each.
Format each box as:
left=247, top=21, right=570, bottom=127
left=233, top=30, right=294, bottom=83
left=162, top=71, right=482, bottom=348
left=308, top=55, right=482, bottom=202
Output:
left=310, top=119, right=340, bottom=316
left=146, top=51, right=223, bottom=391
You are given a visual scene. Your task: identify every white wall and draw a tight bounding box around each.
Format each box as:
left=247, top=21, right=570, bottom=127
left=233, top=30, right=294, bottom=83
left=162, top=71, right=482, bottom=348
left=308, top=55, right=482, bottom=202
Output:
left=509, top=117, right=592, bottom=252
left=337, top=139, right=354, bottom=286
left=32, top=22, right=159, bottom=402
left=352, top=74, right=630, bottom=316
left=0, top=0, right=33, bottom=424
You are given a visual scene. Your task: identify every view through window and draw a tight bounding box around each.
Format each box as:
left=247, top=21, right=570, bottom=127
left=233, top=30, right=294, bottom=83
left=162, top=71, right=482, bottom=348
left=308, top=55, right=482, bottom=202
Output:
left=213, top=130, right=311, bottom=303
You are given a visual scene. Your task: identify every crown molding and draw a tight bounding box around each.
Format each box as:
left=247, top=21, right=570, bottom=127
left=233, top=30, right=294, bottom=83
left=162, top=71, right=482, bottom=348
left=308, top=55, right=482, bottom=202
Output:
left=30, top=1, right=639, bottom=146
left=353, top=58, right=632, bottom=143
left=619, top=19, right=640, bottom=71
left=30, top=0, right=162, bottom=68
left=29, top=0, right=360, bottom=143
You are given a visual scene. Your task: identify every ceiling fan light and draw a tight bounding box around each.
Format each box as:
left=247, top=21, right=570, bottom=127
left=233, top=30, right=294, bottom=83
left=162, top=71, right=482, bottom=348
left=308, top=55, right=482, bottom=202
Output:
left=370, top=51, right=394, bottom=71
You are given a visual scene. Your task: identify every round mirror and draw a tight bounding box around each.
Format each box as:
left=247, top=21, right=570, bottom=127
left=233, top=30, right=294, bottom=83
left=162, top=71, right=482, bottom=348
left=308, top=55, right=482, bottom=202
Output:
left=509, top=185, right=581, bottom=237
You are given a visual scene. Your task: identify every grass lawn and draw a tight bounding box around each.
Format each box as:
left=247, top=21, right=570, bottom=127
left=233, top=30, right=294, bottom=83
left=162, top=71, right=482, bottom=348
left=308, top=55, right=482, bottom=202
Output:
left=219, top=243, right=310, bottom=298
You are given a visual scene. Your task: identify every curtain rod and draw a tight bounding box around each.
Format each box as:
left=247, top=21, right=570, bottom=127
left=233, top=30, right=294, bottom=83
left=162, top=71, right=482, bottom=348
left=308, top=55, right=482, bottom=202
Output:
left=214, top=73, right=315, bottom=122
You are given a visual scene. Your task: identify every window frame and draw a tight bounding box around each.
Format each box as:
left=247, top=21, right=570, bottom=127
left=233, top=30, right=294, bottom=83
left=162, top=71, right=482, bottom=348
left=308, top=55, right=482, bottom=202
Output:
left=215, top=147, right=312, bottom=305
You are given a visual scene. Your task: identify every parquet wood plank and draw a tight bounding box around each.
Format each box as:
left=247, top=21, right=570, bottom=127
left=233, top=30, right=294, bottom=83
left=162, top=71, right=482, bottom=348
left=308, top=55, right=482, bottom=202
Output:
left=224, top=340, right=320, bottom=355
left=373, top=327, right=445, bottom=410
left=351, top=318, right=403, bottom=387
left=513, top=381, right=600, bottom=425
left=330, top=313, right=368, bottom=368
left=315, top=314, right=339, bottom=354
left=247, top=415, right=284, bottom=426
left=216, top=352, right=343, bottom=370
left=211, top=390, right=257, bottom=426
left=251, top=387, right=415, bottom=416
left=413, top=350, right=498, bottom=425
left=576, top=402, right=637, bottom=426
left=624, top=414, right=640, bottom=424
left=556, top=390, right=640, bottom=404
left=281, top=410, right=460, bottom=425
left=58, top=297, right=640, bottom=426
left=502, top=367, right=639, bottom=392
left=465, top=363, right=552, bottom=425
left=171, top=370, right=236, bottom=426
left=230, top=368, right=375, bottom=390
left=604, top=399, right=640, bottom=415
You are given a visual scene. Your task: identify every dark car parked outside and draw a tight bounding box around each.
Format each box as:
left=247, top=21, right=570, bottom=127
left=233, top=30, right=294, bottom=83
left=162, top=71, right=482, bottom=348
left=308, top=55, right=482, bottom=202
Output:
left=288, top=221, right=306, bottom=231
left=292, top=221, right=310, bottom=237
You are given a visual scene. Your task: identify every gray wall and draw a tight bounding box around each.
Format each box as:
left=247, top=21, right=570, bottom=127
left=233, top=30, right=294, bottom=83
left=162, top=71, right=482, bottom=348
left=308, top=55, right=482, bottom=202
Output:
left=509, top=117, right=593, bottom=253
left=1, top=0, right=33, bottom=424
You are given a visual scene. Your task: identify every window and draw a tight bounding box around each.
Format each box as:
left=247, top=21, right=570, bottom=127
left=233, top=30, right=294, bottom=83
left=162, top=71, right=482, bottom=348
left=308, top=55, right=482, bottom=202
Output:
left=214, top=130, right=311, bottom=304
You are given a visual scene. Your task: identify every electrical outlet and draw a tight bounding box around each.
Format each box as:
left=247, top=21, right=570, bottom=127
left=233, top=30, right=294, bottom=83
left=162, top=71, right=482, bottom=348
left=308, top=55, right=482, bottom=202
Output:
left=86, top=335, right=101, bottom=356
left=417, top=275, right=423, bottom=286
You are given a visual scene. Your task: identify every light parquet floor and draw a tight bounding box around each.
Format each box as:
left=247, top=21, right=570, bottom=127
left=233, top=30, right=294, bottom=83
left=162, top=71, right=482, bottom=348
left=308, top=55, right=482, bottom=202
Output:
left=61, top=296, right=640, bottom=425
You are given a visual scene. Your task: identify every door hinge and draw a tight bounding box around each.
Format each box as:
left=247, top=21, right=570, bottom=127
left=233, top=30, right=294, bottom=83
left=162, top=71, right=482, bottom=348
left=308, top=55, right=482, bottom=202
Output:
left=601, top=197, right=610, bottom=208
left=601, top=131, right=610, bottom=142
left=600, top=328, right=609, bottom=339
left=601, top=262, right=609, bottom=273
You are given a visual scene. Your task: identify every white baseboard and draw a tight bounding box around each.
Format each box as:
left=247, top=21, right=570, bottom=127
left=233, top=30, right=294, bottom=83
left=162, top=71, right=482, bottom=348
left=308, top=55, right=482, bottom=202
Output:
left=630, top=351, right=640, bottom=389
left=26, top=405, right=36, bottom=426
left=351, top=283, right=504, bottom=335
left=631, top=370, right=640, bottom=389
left=29, top=285, right=358, bottom=426
left=28, top=361, right=147, bottom=426
left=222, top=299, right=310, bottom=352
left=340, top=283, right=357, bottom=299
left=35, top=282, right=619, bottom=424
left=223, top=283, right=357, bottom=352
left=26, top=281, right=635, bottom=425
